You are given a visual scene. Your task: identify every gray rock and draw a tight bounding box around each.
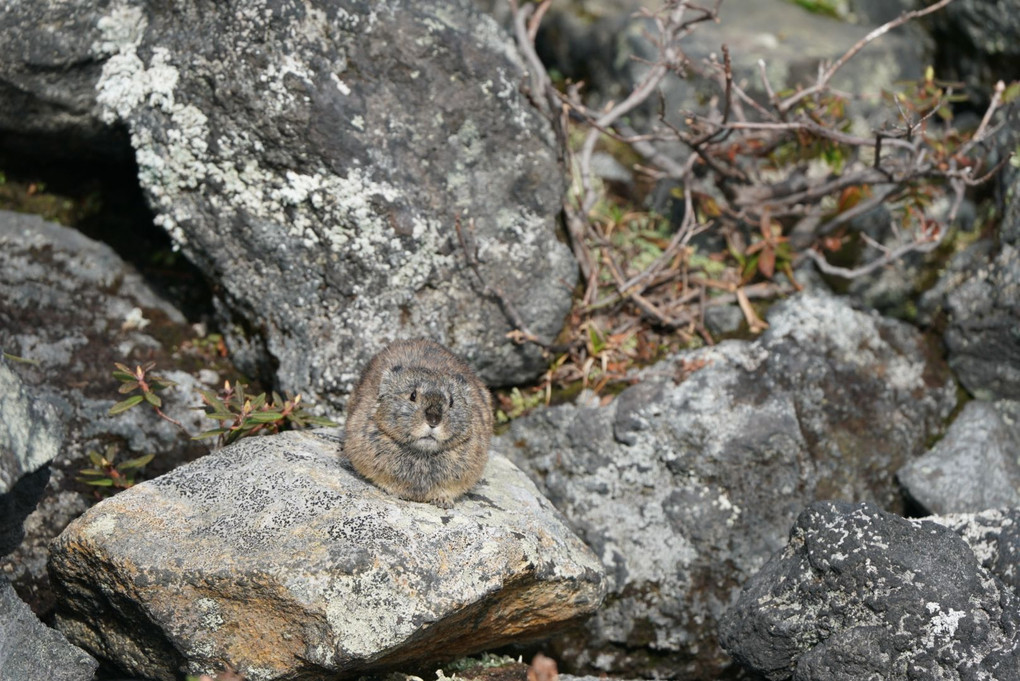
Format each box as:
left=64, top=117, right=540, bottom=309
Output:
left=930, top=0, right=1020, bottom=99
left=942, top=243, right=1020, bottom=400
left=49, top=429, right=606, bottom=681
left=0, top=354, right=63, bottom=557
left=543, top=0, right=928, bottom=142
left=849, top=0, right=918, bottom=25
left=931, top=507, right=1020, bottom=595
left=0, top=0, right=576, bottom=404
left=0, top=210, right=212, bottom=610
left=898, top=400, right=1020, bottom=515
left=919, top=170, right=1020, bottom=401
left=719, top=501, right=1020, bottom=681
left=0, top=578, right=98, bottom=681
left=0, top=356, right=63, bottom=496
left=492, top=291, right=956, bottom=678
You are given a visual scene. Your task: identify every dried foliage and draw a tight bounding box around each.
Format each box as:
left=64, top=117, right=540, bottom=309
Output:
left=489, top=0, right=1016, bottom=418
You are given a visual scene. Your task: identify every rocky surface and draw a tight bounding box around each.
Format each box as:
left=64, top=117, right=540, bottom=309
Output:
left=0, top=209, right=212, bottom=612
left=0, top=578, right=98, bottom=681
left=719, top=501, right=1020, bottom=680
left=930, top=0, right=1020, bottom=101
left=48, top=429, right=605, bottom=681
left=492, top=291, right=956, bottom=678
left=919, top=171, right=1020, bottom=402
left=898, top=400, right=1020, bottom=515
left=538, top=0, right=927, bottom=144
left=0, top=356, right=61, bottom=557
left=0, top=0, right=576, bottom=405
left=932, top=507, right=1020, bottom=596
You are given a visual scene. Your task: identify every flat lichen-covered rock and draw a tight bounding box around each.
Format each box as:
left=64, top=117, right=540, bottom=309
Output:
left=48, top=430, right=606, bottom=681
left=0, top=0, right=576, bottom=404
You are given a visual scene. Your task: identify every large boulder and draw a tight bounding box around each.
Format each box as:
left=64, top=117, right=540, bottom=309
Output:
left=48, top=429, right=606, bottom=681
left=492, top=291, right=956, bottom=679
left=898, top=400, right=1020, bottom=515
left=0, top=0, right=576, bottom=405
left=719, top=501, right=1020, bottom=680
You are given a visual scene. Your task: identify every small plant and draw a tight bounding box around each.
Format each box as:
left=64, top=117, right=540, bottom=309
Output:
left=194, top=380, right=338, bottom=447
left=109, top=361, right=184, bottom=429
left=77, top=445, right=155, bottom=495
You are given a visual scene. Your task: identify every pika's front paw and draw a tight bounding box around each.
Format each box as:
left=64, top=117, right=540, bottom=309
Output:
left=430, top=496, right=454, bottom=509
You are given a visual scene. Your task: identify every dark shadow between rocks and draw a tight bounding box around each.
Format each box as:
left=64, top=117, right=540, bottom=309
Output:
left=0, top=129, right=216, bottom=326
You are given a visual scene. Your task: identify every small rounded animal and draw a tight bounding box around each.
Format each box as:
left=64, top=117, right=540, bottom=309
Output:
left=344, top=338, right=493, bottom=508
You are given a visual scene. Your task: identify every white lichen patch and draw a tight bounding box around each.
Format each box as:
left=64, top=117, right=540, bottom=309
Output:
left=81, top=513, right=119, bottom=541
left=91, top=2, right=449, bottom=291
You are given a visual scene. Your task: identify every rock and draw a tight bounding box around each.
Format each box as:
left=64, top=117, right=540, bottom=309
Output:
left=48, top=429, right=606, bottom=681
left=719, top=501, right=1020, bottom=680
left=0, top=354, right=63, bottom=557
left=541, top=0, right=928, bottom=136
left=0, top=209, right=212, bottom=612
left=930, top=507, right=1020, bottom=595
left=0, top=0, right=576, bottom=403
left=919, top=171, right=1020, bottom=401
left=930, top=0, right=1020, bottom=101
left=898, top=400, right=1020, bottom=515
left=0, top=356, right=63, bottom=497
left=492, top=291, right=956, bottom=678
left=849, top=0, right=918, bottom=25
left=0, top=578, right=98, bottom=681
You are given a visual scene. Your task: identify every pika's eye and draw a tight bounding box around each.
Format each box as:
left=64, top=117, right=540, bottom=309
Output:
left=409, top=389, right=417, bottom=402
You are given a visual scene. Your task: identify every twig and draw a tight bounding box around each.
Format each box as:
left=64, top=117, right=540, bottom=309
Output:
left=777, top=0, right=958, bottom=115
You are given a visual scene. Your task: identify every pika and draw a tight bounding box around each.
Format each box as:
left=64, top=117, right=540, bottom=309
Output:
left=344, top=338, right=493, bottom=508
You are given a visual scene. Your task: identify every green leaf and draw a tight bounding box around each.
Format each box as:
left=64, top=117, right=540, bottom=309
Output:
left=78, top=469, right=106, bottom=477
left=108, top=395, right=144, bottom=415
left=143, top=391, right=162, bottom=408
left=246, top=411, right=285, bottom=424
left=117, top=453, right=155, bottom=471
left=199, top=390, right=230, bottom=413
left=149, top=375, right=177, bottom=390
left=249, top=392, right=268, bottom=411
left=87, top=450, right=106, bottom=467
left=1002, top=81, right=1020, bottom=105
left=2, top=352, right=41, bottom=365
left=83, top=478, right=115, bottom=487
left=118, top=381, right=140, bottom=394
left=112, top=370, right=135, bottom=382
left=113, top=362, right=134, bottom=375
left=588, top=327, right=606, bottom=354
left=192, top=428, right=229, bottom=440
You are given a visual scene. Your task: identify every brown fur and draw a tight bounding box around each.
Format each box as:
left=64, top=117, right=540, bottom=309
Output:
left=344, top=339, right=493, bottom=507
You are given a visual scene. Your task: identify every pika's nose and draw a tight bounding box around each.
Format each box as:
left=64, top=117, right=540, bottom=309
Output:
left=423, top=393, right=445, bottom=427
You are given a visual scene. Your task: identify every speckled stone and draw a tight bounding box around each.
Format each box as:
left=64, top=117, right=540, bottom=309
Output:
left=48, top=429, right=605, bottom=681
